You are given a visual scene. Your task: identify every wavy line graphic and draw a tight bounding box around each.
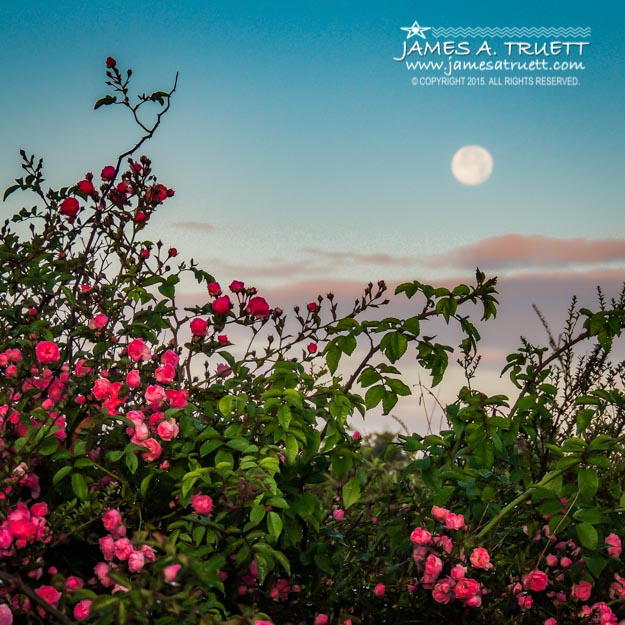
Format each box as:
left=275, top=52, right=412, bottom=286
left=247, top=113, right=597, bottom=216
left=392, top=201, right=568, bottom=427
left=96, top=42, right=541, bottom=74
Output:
left=430, top=27, right=591, bottom=38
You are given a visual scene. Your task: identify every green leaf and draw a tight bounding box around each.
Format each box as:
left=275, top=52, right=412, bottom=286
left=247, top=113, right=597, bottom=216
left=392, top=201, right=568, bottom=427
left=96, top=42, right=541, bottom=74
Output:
left=365, top=385, right=385, bottom=409
left=358, top=367, right=381, bottom=388
left=71, top=473, right=89, bottom=500
left=278, top=404, right=292, bottom=431
left=342, top=476, right=361, bottom=509
left=267, top=511, right=283, bottom=540
left=578, top=468, right=599, bottom=500
left=576, top=522, right=598, bottom=549
left=325, top=344, right=341, bottom=374
left=52, top=465, right=73, bottom=486
left=94, top=95, right=117, bottom=109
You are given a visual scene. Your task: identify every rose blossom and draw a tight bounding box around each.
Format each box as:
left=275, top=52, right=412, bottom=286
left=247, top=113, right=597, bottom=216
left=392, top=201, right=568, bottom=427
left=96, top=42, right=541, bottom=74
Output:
left=157, top=419, right=179, bottom=441
left=229, top=280, right=245, bottom=293
left=163, top=564, right=181, bottom=583
left=454, top=578, right=480, bottom=601
left=35, top=585, right=60, bottom=607
left=126, top=369, right=141, bottom=388
left=191, top=494, right=213, bottom=516
left=246, top=296, right=270, bottom=319
left=73, top=600, right=92, bottom=620
left=445, top=513, right=465, bottom=530
left=128, top=550, right=145, bottom=572
left=190, top=318, right=208, bottom=337
left=373, top=583, right=385, bottom=597
left=101, top=165, right=116, bottom=180
left=431, top=506, right=450, bottom=522
left=571, top=580, right=593, bottom=602
left=155, top=364, right=176, bottom=384
left=212, top=295, right=231, bottom=315
left=60, top=197, right=80, bottom=219
left=160, top=349, right=179, bottom=367
left=128, top=338, right=151, bottom=362
left=469, top=547, right=493, bottom=570
left=410, top=527, right=432, bottom=545
left=524, top=569, right=549, bottom=592
left=605, top=533, right=622, bottom=558
left=432, top=578, right=454, bottom=604
left=0, top=604, right=12, bottom=625
left=166, top=389, right=188, bottom=408
left=141, top=438, right=162, bottom=462
left=35, top=341, right=60, bottom=364
left=207, top=281, right=222, bottom=296
left=145, top=385, right=166, bottom=408
left=332, top=509, right=345, bottom=522
left=114, top=537, right=133, bottom=561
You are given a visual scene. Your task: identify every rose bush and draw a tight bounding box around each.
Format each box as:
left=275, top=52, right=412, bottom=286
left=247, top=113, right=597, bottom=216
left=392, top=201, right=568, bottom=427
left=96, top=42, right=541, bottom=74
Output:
left=0, top=58, right=622, bottom=625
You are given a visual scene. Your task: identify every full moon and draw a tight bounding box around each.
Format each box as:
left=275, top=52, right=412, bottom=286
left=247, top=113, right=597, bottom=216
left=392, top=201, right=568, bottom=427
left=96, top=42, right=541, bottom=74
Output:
left=451, top=145, right=494, bottom=186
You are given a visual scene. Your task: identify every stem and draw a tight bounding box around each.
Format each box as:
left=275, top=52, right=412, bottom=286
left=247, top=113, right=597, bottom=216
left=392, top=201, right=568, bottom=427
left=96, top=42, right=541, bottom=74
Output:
left=476, top=465, right=574, bottom=540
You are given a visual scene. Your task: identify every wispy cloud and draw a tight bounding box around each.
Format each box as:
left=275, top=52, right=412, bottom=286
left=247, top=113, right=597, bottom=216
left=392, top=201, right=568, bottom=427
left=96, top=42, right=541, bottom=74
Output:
left=427, top=234, right=625, bottom=270
left=172, top=221, right=218, bottom=232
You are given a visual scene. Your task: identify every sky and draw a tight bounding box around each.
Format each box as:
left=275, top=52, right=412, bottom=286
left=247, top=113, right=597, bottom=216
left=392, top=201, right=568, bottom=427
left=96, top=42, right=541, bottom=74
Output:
left=1, top=0, right=624, bottom=433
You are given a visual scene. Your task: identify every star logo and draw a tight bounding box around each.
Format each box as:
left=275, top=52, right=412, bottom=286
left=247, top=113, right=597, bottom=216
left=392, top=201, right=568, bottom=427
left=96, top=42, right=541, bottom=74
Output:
left=400, top=21, right=431, bottom=39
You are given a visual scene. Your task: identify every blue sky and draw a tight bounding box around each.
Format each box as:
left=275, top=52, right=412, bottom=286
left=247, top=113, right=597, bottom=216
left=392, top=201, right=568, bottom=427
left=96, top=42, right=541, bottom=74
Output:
left=1, top=0, right=624, bottom=431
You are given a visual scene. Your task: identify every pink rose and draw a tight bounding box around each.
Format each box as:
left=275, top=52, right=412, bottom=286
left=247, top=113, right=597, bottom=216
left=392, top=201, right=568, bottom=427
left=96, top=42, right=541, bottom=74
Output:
left=445, top=513, right=465, bottom=530
left=145, top=385, right=166, bottom=408
left=114, top=537, right=133, bottom=561
left=451, top=564, right=466, bottom=580
left=190, top=318, right=208, bottom=337
left=212, top=295, right=231, bottom=315
left=140, top=438, right=162, bottom=462
left=332, top=509, right=345, bottom=522
left=102, top=509, right=124, bottom=534
left=128, top=550, right=145, bottom=572
left=99, top=535, right=116, bottom=561
left=373, top=583, right=385, bottom=597
left=128, top=338, right=151, bottom=362
left=88, top=313, right=108, bottom=330
left=431, top=506, right=450, bottom=522
left=423, top=554, right=443, bottom=584
left=166, top=389, right=188, bottom=408
left=163, top=564, right=181, bottom=583
left=469, top=547, right=493, bottom=570
left=126, top=369, right=141, bottom=388
left=605, top=533, right=622, bottom=558
left=0, top=605, right=12, bottom=625
left=35, top=341, right=60, bottom=364
left=35, top=585, right=60, bottom=607
left=571, top=580, right=593, bottom=602
left=65, top=576, right=84, bottom=592
left=454, top=578, right=480, bottom=601
left=524, top=569, right=549, bottom=592
left=191, top=494, right=213, bottom=516
left=155, top=364, right=176, bottom=384
left=73, top=599, right=92, bottom=621
left=157, top=419, right=179, bottom=441
left=307, top=342, right=318, bottom=354
left=229, top=280, right=245, bottom=293
left=246, top=296, right=270, bottom=319
left=160, top=349, right=179, bottom=367
left=314, top=615, right=329, bottom=625
left=410, top=527, right=432, bottom=545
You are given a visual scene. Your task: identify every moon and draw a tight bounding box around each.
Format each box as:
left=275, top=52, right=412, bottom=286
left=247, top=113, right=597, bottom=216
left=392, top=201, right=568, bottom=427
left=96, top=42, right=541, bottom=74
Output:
left=451, top=145, right=494, bottom=186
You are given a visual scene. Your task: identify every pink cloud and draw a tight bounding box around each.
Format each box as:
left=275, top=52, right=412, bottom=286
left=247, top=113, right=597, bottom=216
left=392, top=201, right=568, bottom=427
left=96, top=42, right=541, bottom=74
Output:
left=427, top=234, right=625, bottom=270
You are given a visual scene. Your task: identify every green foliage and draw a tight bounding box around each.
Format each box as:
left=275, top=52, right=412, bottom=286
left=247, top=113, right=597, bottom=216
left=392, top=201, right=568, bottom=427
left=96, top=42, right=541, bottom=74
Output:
left=0, top=57, right=623, bottom=625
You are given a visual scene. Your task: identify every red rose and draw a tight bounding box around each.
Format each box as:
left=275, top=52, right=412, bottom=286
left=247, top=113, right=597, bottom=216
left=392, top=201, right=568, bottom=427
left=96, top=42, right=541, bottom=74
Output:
left=307, top=302, right=319, bottom=313
left=229, top=280, right=245, bottom=293
left=190, top=318, right=208, bottom=337
left=77, top=179, right=94, bottom=194
left=307, top=342, right=318, bottom=354
left=101, top=165, right=116, bottom=181
left=106, top=57, right=116, bottom=68
left=207, top=281, right=222, bottom=296
left=246, top=296, right=270, bottom=319
left=212, top=295, right=231, bottom=315
left=60, top=197, right=80, bottom=218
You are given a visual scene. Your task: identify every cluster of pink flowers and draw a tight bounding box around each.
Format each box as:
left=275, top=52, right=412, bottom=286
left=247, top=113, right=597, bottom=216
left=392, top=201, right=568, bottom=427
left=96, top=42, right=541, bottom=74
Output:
left=0, top=502, right=51, bottom=559
left=407, top=507, right=489, bottom=608
left=95, top=508, right=156, bottom=590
